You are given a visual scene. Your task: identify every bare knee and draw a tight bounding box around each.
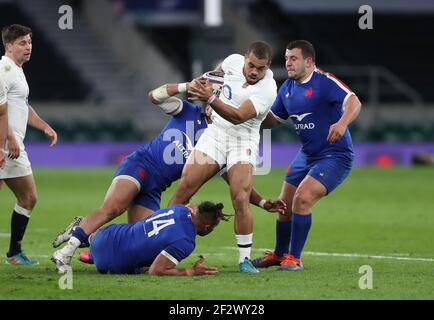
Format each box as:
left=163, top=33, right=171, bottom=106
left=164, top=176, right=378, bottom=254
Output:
left=101, top=203, right=125, bottom=220
left=292, top=191, right=314, bottom=213
left=17, top=193, right=37, bottom=211
left=231, top=190, right=250, bottom=214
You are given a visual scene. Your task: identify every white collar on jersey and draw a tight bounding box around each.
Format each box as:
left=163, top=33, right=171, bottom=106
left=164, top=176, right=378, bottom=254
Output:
left=300, top=67, right=317, bottom=84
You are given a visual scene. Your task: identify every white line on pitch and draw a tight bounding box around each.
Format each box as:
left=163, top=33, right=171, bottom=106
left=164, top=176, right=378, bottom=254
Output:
left=302, top=251, right=434, bottom=262
left=221, top=247, right=434, bottom=262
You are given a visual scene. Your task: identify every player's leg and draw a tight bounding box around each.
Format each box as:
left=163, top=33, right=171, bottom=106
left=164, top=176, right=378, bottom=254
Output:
left=53, top=151, right=148, bottom=247
left=252, top=181, right=298, bottom=268
left=3, top=174, right=39, bottom=265
left=277, top=175, right=325, bottom=271
left=227, top=161, right=259, bottom=272
left=78, top=191, right=158, bottom=266
left=280, top=156, right=353, bottom=271
left=127, top=188, right=162, bottom=223
left=168, top=150, right=221, bottom=205
left=52, top=176, right=140, bottom=273
left=81, top=177, right=139, bottom=234
left=252, top=151, right=309, bottom=268
left=127, top=205, right=154, bottom=223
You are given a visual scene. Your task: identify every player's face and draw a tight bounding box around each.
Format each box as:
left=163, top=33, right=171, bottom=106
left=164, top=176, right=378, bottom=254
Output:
left=7, top=34, right=32, bottom=66
left=197, top=219, right=220, bottom=237
left=243, top=52, right=270, bottom=85
left=285, top=48, right=309, bottom=81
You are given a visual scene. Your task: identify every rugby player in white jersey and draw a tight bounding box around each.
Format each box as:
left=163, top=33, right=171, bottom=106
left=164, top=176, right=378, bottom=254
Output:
left=0, top=24, right=57, bottom=265
left=169, top=41, right=277, bottom=273
left=0, top=75, right=7, bottom=169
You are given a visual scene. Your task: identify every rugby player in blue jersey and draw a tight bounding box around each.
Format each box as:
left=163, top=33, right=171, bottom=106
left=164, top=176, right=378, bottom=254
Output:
left=74, top=202, right=228, bottom=276
left=252, top=40, right=362, bottom=271
left=52, top=73, right=284, bottom=273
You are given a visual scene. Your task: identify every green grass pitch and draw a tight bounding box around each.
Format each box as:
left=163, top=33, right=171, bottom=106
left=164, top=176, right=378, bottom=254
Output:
left=0, top=167, right=433, bottom=299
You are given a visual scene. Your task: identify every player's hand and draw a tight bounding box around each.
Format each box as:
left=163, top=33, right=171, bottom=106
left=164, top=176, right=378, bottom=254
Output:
left=7, top=134, right=20, bottom=159
left=263, top=199, right=287, bottom=214
left=188, top=79, right=213, bottom=102
left=0, top=149, right=5, bottom=169
left=327, top=121, right=347, bottom=144
left=191, top=255, right=218, bottom=276
left=44, top=126, right=58, bottom=147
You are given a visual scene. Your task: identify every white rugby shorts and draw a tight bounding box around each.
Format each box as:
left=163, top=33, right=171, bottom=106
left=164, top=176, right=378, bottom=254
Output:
left=193, top=125, right=258, bottom=170
left=0, top=149, right=32, bottom=179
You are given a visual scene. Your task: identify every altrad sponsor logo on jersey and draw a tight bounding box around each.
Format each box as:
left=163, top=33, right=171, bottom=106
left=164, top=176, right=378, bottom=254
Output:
left=162, top=121, right=206, bottom=165
left=290, top=112, right=315, bottom=130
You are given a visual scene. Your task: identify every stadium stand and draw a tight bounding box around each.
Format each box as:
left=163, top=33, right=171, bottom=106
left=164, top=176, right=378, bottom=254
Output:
left=247, top=0, right=434, bottom=103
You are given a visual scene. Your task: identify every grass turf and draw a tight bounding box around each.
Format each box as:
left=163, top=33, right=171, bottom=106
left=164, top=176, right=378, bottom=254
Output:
left=0, top=167, right=433, bottom=299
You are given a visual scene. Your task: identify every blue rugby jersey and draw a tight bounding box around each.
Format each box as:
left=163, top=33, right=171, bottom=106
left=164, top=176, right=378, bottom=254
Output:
left=137, top=100, right=207, bottom=190
left=271, top=69, right=355, bottom=159
left=91, top=205, right=196, bottom=274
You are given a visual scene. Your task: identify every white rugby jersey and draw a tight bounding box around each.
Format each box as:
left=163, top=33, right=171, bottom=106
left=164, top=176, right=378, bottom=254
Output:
left=0, top=55, right=30, bottom=149
left=211, top=54, right=277, bottom=143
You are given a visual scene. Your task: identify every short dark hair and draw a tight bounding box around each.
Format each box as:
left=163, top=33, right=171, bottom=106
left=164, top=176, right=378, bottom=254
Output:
left=198, top=201, right=231, bottom=225
left=246, top=41, right=273, bottom=63
left=2, top=24, right=32, bottom=47
left=286, top=40, right=315, bottom=63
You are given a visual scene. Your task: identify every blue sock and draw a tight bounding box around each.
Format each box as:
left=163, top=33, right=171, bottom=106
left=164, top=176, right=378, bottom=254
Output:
left=289, top=213, right=312, bottom=259
left=274, top=220, right=292, bottom=257
left=72, top=227, right=90, bottom=247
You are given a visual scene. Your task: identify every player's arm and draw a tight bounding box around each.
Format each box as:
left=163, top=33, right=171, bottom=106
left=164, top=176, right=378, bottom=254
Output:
left=262, top=85, right=288, bottom=129
left=148, top=83, right=189, bottom=116
left=261, top=111, right=281, bottom=129
left=148, top=254, right=218, bottom=276
left=189, top=79, right=256, bottom=124
left=6, top=127, right=19, bottom=159
left=0, top=102, right=7, bottom=168
left=221, top=172, right=286, bottom=213
left=28, top=105, right=58, bottom=147
left=0, top=77, right=8, bottom=167
left=327, top=94, right=362, bottom=144
left=148, top=83, right=188, bottom=105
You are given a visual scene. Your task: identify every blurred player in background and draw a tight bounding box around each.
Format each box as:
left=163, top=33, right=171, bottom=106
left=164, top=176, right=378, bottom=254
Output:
left=252, top=40, right=362, bottom=271
left=169, top=41, right=277, bottom=273
left=52, top=73, right=283, bottom=273
left=69, top=202, right=230, bottom=276
left=0, top=24, right=57, bottom=265
left=0, top=74, right=7, bottom=169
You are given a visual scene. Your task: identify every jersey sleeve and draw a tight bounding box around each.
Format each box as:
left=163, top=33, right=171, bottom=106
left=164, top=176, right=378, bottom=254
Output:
left=160, top=238, right=195, bottom=265
left=270, top=82, right=290, bottom=122
left=324, top=74, right=355, bottom=108
left=249, top=81, right=277, bottom=117
left=0, top=76, right=7, bottom=105
left=173, top=99, right=201, bottom=118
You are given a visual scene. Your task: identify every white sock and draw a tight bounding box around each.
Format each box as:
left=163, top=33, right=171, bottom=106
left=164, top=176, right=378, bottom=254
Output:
left=59, top=236, right=81, bottom=256
left=236, top=233, right=253, bottom=264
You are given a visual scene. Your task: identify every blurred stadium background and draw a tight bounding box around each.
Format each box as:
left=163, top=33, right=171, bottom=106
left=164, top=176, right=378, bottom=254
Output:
left=1, top=0, right=434, bottom=168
